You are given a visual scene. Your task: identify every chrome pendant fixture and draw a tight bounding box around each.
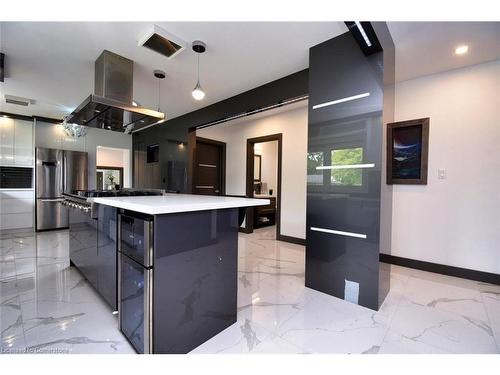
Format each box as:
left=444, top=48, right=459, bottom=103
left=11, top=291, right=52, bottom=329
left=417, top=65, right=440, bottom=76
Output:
left=191, top=41, right=206, bottom=101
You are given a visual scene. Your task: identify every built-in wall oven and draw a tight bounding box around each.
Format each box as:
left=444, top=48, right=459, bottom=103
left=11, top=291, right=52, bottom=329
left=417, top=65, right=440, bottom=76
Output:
left=118, top=210, right=154, bottom=354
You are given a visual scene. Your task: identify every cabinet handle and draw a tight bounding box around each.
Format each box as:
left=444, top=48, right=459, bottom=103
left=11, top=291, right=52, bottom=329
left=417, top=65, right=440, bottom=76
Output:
left=310, top=226, right=367, bottom=239
left=195, top=185, right=214, bottom=189
left=198, top=163, right=216, bottom=168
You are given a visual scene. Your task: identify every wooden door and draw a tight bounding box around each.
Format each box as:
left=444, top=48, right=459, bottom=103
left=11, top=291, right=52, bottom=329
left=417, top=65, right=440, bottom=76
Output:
left=193, top=138, right=225, bottom=196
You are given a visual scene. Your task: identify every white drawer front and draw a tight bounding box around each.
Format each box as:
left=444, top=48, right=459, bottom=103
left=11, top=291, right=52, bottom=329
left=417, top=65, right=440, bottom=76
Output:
left=0, top=198, right=34, bottom=214
left=0, top=213, right=33, bottom=230
left=0, top=190, right=34, bottom=200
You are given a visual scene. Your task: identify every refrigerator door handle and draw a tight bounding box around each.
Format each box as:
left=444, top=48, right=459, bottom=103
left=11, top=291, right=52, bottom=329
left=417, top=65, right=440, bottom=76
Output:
left=62, top=152, right=66, bottom=193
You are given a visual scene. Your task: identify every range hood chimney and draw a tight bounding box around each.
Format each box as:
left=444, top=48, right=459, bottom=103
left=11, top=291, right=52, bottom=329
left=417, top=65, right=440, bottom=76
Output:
left=66, top=50, right=165, bottom=133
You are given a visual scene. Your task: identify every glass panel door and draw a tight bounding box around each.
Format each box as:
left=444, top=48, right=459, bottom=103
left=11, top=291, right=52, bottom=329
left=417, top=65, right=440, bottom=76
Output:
left=120, top=254, right=146, bottom=353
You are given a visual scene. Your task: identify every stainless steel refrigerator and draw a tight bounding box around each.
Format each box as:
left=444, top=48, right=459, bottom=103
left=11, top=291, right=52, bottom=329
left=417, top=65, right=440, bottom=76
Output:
left=35, top=148, right=88, bottom=231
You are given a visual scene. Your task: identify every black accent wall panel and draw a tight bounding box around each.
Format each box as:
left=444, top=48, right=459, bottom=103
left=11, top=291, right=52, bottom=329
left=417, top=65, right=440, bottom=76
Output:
left=306, top=25, right=394, bottom=311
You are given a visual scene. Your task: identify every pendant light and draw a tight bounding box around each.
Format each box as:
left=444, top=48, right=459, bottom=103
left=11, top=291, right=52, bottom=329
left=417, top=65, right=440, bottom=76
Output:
left=191, top=41, right=206, bottom=101
left=153, top=69, right=166, bottom=124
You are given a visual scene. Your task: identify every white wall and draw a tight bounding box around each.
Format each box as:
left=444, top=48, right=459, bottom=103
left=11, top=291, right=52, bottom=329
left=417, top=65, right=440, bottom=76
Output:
left=35, top=122, right=132, bottom=190
left=387, top=60, right=500, bottom=274
left=255, top=141, right=278, bottom=195
left=198, top=102, right=308, bottom=239
left=96, top=146, right=131, bottom=188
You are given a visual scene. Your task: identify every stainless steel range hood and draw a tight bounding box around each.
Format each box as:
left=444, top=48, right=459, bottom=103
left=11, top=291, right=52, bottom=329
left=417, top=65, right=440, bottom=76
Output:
left=66, top=50, right=165, bottom=133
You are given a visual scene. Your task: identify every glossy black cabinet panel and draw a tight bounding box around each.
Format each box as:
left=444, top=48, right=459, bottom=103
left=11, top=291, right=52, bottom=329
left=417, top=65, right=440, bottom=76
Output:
left=70, top=204, right=119, bottom=311
left=153, top=208, right=238, bottom=353
left=120, top=254, right=146, bottom=353
left=306, top=27, right=394, bottom=311
left=69, top=207, right=98, bottom=290
left=97, top=205, right=118, bottom=310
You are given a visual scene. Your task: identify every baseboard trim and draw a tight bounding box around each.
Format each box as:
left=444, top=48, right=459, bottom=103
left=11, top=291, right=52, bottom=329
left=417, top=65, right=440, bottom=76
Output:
left=278, top=234, right=306, bottom=246
left=380, top=253, right=500, bottom=286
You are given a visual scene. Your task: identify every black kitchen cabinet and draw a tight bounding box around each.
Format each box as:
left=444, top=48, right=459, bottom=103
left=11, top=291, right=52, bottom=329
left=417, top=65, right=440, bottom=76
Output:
left=70, top=204, right=118, bottom=310
left=69, top=208, right=98, bottom=290
left=97, top=204, right=118, bottom=310
left=152, top=208, right=238, bottom=353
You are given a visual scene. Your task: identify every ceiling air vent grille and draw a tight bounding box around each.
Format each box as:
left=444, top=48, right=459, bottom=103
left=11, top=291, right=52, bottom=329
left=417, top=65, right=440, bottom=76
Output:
left=138, top=25, right=186, bottom=59
left=4, top=94, right=36, bottom=106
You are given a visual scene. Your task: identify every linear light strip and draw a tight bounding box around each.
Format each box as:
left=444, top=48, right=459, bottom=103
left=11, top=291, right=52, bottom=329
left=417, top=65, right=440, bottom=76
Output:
left=195, top=94, right=309, bottom=130
left=312, top=92, right=370, bottom=110
left=310, top=226, right=367, bottom=239
left=355, top=21, right=372, bottom=47
left=316, top=163, right=375, bottom=170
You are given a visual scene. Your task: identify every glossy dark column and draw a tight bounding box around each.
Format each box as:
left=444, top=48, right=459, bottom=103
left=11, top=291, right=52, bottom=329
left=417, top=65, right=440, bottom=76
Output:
left=152, top=208, right=238, bottom=353
left=306, top=24, right=394, bottom=310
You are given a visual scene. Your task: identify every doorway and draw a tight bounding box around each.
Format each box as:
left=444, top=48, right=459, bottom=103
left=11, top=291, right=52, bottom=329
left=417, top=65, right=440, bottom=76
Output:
left=192, top=137, right=226, bottom=196
left=245, top=134, right=282, bottom=239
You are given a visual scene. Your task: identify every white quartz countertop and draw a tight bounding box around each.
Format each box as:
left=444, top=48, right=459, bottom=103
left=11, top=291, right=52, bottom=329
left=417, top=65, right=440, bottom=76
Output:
left=90, top=194, right=270, bottom=215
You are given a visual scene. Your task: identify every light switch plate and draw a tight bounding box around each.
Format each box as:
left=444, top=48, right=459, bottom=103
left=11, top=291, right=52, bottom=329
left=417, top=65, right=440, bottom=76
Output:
left=438, top=169, right=447, bottom=179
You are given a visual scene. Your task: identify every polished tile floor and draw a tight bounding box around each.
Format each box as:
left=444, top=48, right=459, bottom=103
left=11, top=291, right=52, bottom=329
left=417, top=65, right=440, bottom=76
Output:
left=1, top=226, right=499, bottom=354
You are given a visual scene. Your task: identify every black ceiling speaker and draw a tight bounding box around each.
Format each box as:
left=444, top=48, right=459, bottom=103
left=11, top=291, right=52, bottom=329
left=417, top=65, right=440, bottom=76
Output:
left=0, top=53, right=4, bottom=82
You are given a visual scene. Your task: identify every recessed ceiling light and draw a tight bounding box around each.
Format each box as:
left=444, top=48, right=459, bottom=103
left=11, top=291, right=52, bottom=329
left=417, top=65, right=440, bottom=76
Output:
left=455, top=45, right=469, bottom=55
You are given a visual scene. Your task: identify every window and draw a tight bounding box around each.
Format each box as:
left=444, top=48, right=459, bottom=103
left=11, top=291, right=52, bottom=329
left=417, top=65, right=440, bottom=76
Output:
left=331, top=147, right=363, bottom=186
left=307, top=151, right=324, bottom=185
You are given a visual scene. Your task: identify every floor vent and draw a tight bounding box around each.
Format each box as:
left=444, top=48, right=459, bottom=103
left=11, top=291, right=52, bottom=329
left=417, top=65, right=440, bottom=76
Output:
left=138, top=25, right=186, bottom=59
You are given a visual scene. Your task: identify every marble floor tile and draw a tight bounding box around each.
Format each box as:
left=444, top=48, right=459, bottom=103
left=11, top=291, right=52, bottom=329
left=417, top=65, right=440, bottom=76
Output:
left=389, top=299, right=497, bottom=354
left=1, top=225, right=499, bottom=354
left=190, top=318, right=272, bottom=354
left=481, top=292, right=500, bottom=352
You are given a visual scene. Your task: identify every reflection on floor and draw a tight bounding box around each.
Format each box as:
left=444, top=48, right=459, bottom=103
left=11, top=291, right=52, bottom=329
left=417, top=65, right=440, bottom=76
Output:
left=1, top=226, right=500, bottom=354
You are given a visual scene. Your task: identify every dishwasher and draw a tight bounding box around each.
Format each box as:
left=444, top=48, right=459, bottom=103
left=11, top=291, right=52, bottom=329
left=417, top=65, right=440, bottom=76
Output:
left=118, top=210, right=154, bottom=354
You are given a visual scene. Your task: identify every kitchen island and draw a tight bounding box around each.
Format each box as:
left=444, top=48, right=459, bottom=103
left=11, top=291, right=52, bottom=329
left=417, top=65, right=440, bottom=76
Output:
left=91, top=194, right=269, bottom=354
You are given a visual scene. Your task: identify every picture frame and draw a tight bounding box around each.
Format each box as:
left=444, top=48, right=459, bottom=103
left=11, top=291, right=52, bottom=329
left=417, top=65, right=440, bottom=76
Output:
left=387, top=117, right=430, bottom=185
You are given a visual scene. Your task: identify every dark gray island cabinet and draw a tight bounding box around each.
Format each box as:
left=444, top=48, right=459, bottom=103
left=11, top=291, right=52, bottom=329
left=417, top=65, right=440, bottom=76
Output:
left=92, top=194, right=268, bottom=354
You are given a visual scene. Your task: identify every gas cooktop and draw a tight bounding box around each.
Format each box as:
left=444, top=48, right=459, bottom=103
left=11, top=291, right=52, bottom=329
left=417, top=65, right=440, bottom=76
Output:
left=69, top=189, right=164, bottom=198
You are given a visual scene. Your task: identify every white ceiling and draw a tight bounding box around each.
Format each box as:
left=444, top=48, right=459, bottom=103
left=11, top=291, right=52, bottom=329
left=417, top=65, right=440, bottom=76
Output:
left=0, top=22, right=498, bottom=121
left=388, top=22, right=500, bottom=82
left=0, top=22, right=347, bottom=120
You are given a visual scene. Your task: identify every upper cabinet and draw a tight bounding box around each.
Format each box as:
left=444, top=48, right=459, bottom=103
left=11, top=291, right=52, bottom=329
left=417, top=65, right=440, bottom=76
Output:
left=14, top=120, right=34, bottom=166
left=0, top=117, right=15, bottom=166
left=0, top=118, right=34, bottom=167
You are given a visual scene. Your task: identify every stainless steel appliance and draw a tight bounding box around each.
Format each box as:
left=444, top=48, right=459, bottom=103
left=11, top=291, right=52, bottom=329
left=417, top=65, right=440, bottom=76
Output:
left=36, top=148, right=88, bottom=231
left=118, top=210, right=154, bottom=354
left=66, top=50, right=165, bottom=133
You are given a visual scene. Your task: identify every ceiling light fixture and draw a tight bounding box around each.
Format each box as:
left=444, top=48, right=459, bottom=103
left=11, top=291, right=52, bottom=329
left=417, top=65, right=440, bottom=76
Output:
left=455, top=45, right=469, bottom=55
left=355, top=21, right=372, bottom=47
left=191, top=41, right=206, bottom=101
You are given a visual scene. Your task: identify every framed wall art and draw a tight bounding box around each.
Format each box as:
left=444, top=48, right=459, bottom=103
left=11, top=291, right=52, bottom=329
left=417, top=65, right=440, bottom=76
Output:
left=387, top=117, right=430, bottom=185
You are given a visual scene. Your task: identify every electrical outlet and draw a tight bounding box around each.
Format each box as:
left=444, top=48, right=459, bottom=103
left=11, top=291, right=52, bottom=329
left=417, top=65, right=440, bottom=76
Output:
left=438, top=169, right=447, bottom=180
